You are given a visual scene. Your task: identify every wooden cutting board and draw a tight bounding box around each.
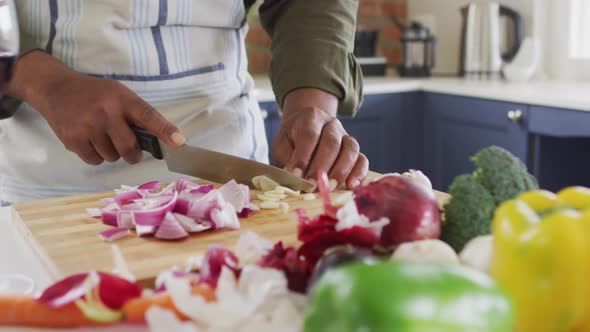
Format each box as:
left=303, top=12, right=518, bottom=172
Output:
left=10, top=174, right=449, bottom=287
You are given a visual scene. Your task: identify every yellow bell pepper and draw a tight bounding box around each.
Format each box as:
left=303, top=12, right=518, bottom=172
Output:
left=491, top=187, right=590, bottom=332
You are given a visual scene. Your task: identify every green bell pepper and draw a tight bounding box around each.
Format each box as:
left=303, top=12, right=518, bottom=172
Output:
left=303, top=262, right=514, bottom=332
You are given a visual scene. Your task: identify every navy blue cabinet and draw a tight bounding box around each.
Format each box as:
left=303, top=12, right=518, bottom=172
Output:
left=528, top=105, right=590, bottom=191
left=422, top=93, right=529, bottom=191
left=261, top=90, right=590, bottom=193
left=338, top=93, right=410, bottom=174
left=258, top=101, right=281, bottom=164
left=259, top=93, right=410, bottom=174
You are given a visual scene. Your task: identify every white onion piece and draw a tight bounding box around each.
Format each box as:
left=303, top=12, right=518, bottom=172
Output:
left=155, top=212, right=189, bottom=240
left=235, top=231, right=274, bottom=266
left=335, top=200, right=389, bottom=233
left=459, top=235, right=493, bottom=274
left=392, top=239, right=460, bottom=265
left=146, top=307, right=199, bottom=332
left=99, top=228, right=131, bottom=242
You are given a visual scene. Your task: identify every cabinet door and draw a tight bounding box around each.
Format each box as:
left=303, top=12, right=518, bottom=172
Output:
left=339, top=93, right=409, bottom=174
left=423, top=93, right=529, bottom=191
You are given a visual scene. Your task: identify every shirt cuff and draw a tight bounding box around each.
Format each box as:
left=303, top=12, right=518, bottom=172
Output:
left=268, top=39, right=364, bottom=117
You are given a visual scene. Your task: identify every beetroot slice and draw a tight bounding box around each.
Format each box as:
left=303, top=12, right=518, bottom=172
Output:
left=257, top=242, right=311, bottom=293
left=198, top=245, right=240, bottom=288
left=317, top=171, right=338, bottom=218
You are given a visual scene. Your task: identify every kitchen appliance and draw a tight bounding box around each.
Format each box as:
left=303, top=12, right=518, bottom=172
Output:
left=393, top=18, right=436, bottom=77
left=0, top=0, right=19, bottom=92
left=354, top=28, right=387, bottom=76
left=132, top=127, right=315, bottom=192
left=460, top=1, right=524, bottom=78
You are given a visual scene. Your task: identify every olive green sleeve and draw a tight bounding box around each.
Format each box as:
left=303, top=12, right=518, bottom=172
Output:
left=258, top=0, right=364, bottom=117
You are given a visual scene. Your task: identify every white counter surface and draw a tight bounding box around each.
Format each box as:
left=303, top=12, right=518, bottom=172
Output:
left=253, top=76, right=590, bottom=113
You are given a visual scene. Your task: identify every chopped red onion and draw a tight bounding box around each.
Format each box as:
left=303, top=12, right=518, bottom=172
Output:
left=99, top=228, right=131, bottom=242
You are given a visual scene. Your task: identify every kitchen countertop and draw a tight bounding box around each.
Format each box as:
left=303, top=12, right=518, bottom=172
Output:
left=253, top=76, right=590, bottom=113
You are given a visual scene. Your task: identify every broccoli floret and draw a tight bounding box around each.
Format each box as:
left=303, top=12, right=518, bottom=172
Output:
left=442, top=174, right=496, bottom=251
left=441, top=146, right=539, bottom=251
left=472, top=146, right=539, bottom=205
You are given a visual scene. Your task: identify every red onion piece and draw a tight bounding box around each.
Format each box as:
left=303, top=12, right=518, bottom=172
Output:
left=190, top=184, right=214, bottom=194
left=138, top=180, right=160, bottom=191
left=99, top=228, right=131, bottom=242
left=129, top=191, right=178, bottom=227
left=174, top=213, right=211, bottom=233
left=186, top=191, right=224, bottom=221
left=198, top=245, right=240, bottom=288
left=114, top=190, right=141, bottom=206
left=86, top=208, right=102, bottom=218
left=154, top=212, right=189, bottom=241
left=136, top=225, right=157, bottom=237
left=38, top=272, right=100, bottom=308
left=210, top=204, right=240, bottom=230
left=101, top=212, right=118, bottom=227
left=117, top=211, right=135, bottom=229
left=217, top=180, right=250, bottom=213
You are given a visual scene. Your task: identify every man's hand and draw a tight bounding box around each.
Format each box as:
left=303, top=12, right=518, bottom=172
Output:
left=272, top=88, right=368, bottom=191
left=8, top=51, right=185, bottom=165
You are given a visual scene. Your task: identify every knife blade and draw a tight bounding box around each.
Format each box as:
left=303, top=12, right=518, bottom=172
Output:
left=132, top=127, right=315, bottom=192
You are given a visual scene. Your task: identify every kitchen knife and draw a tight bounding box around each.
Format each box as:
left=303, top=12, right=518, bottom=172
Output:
left=132, top=127, right=315, bottom=192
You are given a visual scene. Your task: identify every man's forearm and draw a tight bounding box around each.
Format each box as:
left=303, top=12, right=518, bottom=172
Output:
left=259, top=0, right=363, bottom=116
left=6, top=51, right=73, bottom=109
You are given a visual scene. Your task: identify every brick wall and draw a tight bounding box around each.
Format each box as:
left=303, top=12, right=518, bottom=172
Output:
left=245, top=0, right=408, bottom=74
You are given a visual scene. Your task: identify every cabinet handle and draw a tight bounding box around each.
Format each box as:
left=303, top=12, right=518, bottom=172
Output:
left=260, top=109, right=268, bottom=120
left=507, top=110, right=523, bottom=123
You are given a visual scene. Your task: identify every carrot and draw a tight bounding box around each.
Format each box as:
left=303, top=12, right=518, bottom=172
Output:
left=0, top=294, right=98, bottom=328
left=122, top=284, right=215, bottom=321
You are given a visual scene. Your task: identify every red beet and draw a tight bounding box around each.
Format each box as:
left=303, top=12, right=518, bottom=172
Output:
left=354, top=175, right=441, bottom=249
left=257, top=242, right=311, bottom=293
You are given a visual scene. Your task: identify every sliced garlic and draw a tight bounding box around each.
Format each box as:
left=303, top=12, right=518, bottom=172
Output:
left=279, top=202, right=289, bottom=214
left=252, top=175, right=280, bottom=192
left=257, top=194, right=281, bottom=202
left=276, top=186, right=300, bottom=197
left=332, top=192, right=353, bottom=206
left=270, top=187, right=286, bottom=194
left=262, top=191, right=287, bottom=199
left=260, top=201, right=280, bottom=209
left=302, top=193, right=316, bottom=201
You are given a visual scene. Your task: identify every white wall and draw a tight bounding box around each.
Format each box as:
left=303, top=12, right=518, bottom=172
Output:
left=408, top=0, right=536, bottom=75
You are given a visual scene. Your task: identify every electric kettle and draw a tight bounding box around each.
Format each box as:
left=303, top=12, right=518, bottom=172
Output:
left=459, top=1, right=523, bottom=78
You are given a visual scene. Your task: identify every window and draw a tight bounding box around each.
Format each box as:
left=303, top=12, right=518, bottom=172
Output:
left=569, top=0, right=590, bottom=59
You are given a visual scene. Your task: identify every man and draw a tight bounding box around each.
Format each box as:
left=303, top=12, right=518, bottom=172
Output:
left=1, top=0, right=366, bottom=202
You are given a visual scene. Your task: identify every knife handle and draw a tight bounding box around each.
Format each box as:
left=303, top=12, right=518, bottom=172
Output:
left=131, top=126, right=164, bottom=160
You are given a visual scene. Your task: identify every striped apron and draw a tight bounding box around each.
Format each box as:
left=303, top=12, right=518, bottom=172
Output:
left=0, top=0, right=268, bottom=202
